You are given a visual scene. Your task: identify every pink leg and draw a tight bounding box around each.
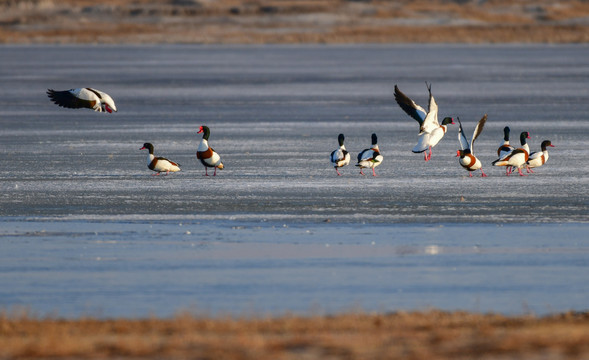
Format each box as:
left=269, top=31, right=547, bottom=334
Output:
left=517, top=168, right=527, bottom=176
left=372, top=168, right=377, bottom=177
left=481, top=169, right=487, bottom=177
left=468, top=172, right=473, bottom=177
left=335, top=168, right=342, bottom=176
left=428, top=148, right=432, bottom=161
left=213, top=167, right=217, bottom=176
left=359, top=169, right=365, bottom=176
left=204, top=167, right=209, bottom=176
left=526, top=166, right=534, bottom=173
left=424, top=152, right=428, bottom=161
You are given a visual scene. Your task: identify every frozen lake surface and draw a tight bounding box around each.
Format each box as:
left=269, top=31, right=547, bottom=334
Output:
left=0, top=44, right=588, bottom=318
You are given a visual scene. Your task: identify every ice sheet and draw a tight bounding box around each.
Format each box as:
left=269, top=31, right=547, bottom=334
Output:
left=0, top=44, right=588, bottom=317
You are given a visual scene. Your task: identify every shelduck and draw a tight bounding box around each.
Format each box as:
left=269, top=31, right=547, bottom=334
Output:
left=497, top=126, right=515, bottom=157
left=330, top=133, right=351, bottom=176
left=394, top=83, right=454, bottom=161
left=47, top=88, right=117, bottom=113
left=497, top=126, right=515, bottom=175
left=356, top=133, right=383, bottom=176
left=456, top=115, right=488, bottom=177
left=492, top=131, right=531, bottom=176
left=526, top=140, right=554, bottom=173
left=140, top=143, right=181, bottom=175
left=196, top=125, right=224, bottom=176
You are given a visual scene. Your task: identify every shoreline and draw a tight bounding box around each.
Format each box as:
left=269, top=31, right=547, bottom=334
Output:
left=3, top=1, right=589, bottom=44
left=2, top=310, right=589, bottom=359
left=3, top=25, right=589, bottom=45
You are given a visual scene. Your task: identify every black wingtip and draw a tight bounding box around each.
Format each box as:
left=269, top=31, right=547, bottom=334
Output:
left=46, top=89, right=58, bottom=104
left=425, top=81, right=432, bottom=93
left=393, top=84, right=401, bottom=98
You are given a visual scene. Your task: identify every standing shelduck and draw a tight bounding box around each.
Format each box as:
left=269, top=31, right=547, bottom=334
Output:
left=140, top=143, right=181, bottom=175
left=196, top=125, right=224, bottom=176
left=330, top=134, right=351, bottom=176
left=497, top=126, right=515, bottom=175
left=47, top=88, right=117, bottom=113
left=497, top=126, right=515, bottom=158
left=394, top=83, right=454, bottom=161
left=492, top=131, right=531, bottom=176
left=356, top=133, right=383, bottom=176
left=526, top=140, right=554, bottom=173
left=456, top=115, right=488, bottom=177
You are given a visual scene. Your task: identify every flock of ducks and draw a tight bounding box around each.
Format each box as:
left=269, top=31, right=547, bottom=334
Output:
left=332, top=83, right=554, bottom=177
left=46, top=84, right=554, bottom=178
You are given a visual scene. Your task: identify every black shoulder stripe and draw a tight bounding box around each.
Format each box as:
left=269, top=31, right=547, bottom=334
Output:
left=86, top=88, right=103, bottom=99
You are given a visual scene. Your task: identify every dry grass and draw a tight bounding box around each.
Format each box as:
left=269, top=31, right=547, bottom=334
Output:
left=2, top=0, right=589, bottom=44
left=1, top=310, right=589, bottom=359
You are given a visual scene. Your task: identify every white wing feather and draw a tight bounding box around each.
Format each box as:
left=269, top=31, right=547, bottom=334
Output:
left=457, top=118, right=470, bottom=151
left=470, top=114, right=487, bottom=155
left=421, top=85, right=439, bottom=133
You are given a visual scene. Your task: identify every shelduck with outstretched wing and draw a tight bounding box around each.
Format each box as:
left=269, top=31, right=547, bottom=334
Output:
left=456, top=114, right=488, bottom=177
left=47, top=88, right=117, bottom=113
left=394, top=83, right=454, bottom=161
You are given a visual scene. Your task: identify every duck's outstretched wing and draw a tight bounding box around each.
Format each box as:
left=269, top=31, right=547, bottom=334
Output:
left=394, top=85, right=427, bottom=129
left=47, top=88, right=97, bottom=110
left=421, top=82, right=439, bottom=133
left=457, top=117, right=470, bottom=151
left=470, top=114, right=487, bottom=155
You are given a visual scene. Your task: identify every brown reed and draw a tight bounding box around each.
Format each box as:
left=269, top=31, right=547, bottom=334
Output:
left=2, top=0, right=589, bottom=44
left=1, top=310, right=589, bottom=359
